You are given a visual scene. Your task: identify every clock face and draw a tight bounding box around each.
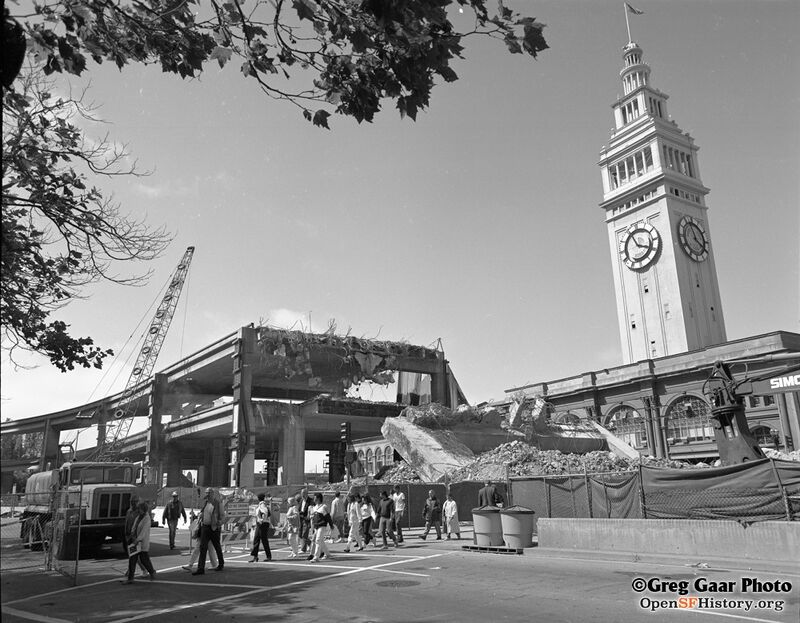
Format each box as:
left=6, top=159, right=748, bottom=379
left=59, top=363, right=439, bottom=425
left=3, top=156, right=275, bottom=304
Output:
left=619, top=222, right=661, bottom=270
left=677, top=216, right=709, bottom=262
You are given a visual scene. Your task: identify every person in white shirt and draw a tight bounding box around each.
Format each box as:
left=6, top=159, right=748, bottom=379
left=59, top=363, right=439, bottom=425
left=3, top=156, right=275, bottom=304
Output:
left=330, top=491, right=345, bottom=543
left=391, top=485, right=406, bottom=543
left=343, top=494, right=363, bottom=553
left=248, top=493, right=272, bottom=562
left=308, top=493, right=333, bottom=563
left=443, top=492, right=461, bottom=540
left=286, top=497, right=300, bottom=557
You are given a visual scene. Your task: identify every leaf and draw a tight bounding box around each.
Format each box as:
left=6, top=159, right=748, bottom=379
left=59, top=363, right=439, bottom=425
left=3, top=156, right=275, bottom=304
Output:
left=438, top=66, right=458, bottom=83
left=312, top=109, right=330, bottom=129
left=210, top=45, right=233, bottom=68
left=504, top=34, right=522, bottom=54
left=292, top=0, right=318, bottom=22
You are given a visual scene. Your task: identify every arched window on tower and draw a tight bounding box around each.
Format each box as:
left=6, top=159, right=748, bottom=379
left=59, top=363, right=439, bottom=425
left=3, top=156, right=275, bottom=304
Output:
left=665, top=396, right=713, bottom=444
left=384, top=446, right=394, bottom=466
left=605, top=406, right=648, bottom=450
left=375, top=446, right=384, bottom=471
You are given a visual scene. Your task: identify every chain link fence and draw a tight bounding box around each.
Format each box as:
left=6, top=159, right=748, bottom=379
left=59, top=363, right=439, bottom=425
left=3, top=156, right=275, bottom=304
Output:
left=507, top=458, right=799, bottom=524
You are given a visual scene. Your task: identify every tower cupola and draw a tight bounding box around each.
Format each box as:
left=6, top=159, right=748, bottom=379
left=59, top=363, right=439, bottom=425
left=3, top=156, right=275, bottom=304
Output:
left=620, top=42, right=650, bottom=95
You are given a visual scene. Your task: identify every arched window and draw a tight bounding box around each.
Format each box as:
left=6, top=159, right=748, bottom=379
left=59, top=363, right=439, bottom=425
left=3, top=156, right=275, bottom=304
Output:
left=665, top=395, right=713, bottom=444
left=606, top=405, right=647, bottom=449
left=384, top=446, right=393, bottom=466
left=365, top=449, right=374, bottom=475
left=375, top=446, right=384, bottom=470
left=357, top=450, right=365, bottom=476
left=751, top=426, right=778, bottom=449
left=553, top=411, right=581, bottom=425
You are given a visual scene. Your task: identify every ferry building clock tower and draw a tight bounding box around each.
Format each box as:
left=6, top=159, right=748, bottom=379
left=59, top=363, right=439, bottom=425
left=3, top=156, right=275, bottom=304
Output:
left=599, top=40, right=727, bottom=364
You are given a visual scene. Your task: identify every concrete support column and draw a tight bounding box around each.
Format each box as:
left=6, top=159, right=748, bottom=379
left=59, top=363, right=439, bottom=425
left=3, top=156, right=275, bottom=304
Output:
left=162, top=445, right=185, bottom=488
left=39, top=418, right=61, bottom=471
left=145, top=374, right=168, bottom=484
left=210, top=439, right=227, bottom=486
left=431, top=352, right=448, bottom=407
left=231, top=326, right=257, bottom=488
left=280, top=411, right=305, bottom=485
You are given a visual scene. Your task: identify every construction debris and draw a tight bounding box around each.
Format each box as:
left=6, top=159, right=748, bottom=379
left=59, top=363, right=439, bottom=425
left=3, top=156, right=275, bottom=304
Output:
left=381, top=415, right=475, bottom=482
left=371, top=441, right=703, bottom=484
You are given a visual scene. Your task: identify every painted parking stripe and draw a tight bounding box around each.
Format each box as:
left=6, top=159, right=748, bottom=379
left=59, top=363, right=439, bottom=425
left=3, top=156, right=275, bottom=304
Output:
left=682, top=610, right=783, bottom=623
left=108, top=554, right=445, bottom=623
left=1, top=606, right=73, bottom=623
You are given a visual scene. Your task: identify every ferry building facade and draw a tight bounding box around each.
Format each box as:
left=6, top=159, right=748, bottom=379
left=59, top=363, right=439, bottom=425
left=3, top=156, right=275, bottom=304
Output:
left=507, top=40, right=800, bottom=462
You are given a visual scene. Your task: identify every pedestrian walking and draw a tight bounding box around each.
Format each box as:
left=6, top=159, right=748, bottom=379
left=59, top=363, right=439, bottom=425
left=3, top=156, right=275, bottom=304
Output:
left=161, top=491, right=187, bottom=550
left=443, top=492, right=461, bottom=539
left=192, top=487, right=225, bottom=575
left=343, top=493, right=363, bottom=553
left=360, top=494, right=375, bottom=547
left=330, top=491, right=345, bottom=543
left=391, top=485, right=406, bottom=543
left=285, top=497, right=300, bottom=557
left=376, top=490, right=399, bottom=549
left=125, top=495, right=150, bottom=577
left=298, top=488, right=313, bottom=553
left=420, top=490, right=442, bottom=540
left=308, top=493, right=333, bottom=563
left=248, top=492, right=272, bottom=562
left=121, top=502, right=156, bottom=584
left=182, top=511, right=218, bottom=571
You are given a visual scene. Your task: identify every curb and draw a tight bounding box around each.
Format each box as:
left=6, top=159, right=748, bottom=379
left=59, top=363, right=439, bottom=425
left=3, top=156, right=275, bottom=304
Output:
left=529, top=546, right=800, bottom=576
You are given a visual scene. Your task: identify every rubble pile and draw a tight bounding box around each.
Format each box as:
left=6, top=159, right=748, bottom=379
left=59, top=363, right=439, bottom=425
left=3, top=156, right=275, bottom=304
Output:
left=763, top=448, right=800, bottom=462
left=445, top=441, right=701, bottom=481
left=328, top=441, right=713, bottom=488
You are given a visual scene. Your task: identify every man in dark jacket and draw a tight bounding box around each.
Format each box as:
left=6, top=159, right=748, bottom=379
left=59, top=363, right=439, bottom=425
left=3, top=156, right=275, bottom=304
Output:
left=419, top=490, right=442, bottom=540
left=162, top=491, right=187, bottom=550
left=376, top=490, right=399, bottom=549
left=477, top=480, right=504, bottom=507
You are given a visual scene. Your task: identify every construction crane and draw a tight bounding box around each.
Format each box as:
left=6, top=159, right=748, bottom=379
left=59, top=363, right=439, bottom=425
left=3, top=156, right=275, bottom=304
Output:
left=92, top=246, right=195, bottom=461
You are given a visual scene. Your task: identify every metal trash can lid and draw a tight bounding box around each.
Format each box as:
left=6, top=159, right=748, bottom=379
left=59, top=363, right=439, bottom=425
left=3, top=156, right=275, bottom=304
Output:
left=499, top=505, right=535, bottom=514
left=471, top=505, right=502, bottom=513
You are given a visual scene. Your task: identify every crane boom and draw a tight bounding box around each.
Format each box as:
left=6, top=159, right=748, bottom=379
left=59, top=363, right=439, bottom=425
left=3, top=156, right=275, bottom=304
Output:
left=93, top=246, right=195, bottom=461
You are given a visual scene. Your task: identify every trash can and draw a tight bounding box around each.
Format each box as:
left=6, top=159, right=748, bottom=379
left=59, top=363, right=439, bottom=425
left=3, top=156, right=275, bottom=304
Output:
left=500, top=505, right=536, bottom=548
left=472, top=506, right=504, bottom=546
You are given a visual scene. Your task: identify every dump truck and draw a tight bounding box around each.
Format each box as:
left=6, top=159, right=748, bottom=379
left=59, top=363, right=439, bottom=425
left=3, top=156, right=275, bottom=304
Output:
left=20, top=461, right=141, bottom=559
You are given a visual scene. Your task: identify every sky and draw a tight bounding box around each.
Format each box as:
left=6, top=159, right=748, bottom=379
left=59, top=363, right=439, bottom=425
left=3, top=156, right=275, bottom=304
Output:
left=2, top=0, right=799, bottom=451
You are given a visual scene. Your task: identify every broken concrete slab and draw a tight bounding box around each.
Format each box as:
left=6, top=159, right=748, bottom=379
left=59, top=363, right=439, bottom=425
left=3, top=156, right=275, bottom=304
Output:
left=381, top=416, right=475, bottom=482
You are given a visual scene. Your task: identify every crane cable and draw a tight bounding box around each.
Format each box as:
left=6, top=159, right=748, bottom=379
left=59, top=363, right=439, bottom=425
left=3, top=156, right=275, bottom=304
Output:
left=64, top=267, right=180, bottom=448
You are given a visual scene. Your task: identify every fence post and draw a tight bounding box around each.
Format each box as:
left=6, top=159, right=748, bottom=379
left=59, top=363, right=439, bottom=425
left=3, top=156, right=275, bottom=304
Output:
left=544, top=477, right=551, bottom=518
left=569, top=475, right=577, bottom=518
left=505, top=465, right=512, bottom=507
left=638, top=464, right=648, bottom=519
left=73, top=480, right=84, bottom=585
left=769, top=459, right=792, bottom=521
left=584, top=466, right=593, bottom=518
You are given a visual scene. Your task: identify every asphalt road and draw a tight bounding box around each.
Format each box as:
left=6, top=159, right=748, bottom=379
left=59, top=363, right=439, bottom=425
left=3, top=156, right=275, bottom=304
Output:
left=2, top=524, right=798, bottom=623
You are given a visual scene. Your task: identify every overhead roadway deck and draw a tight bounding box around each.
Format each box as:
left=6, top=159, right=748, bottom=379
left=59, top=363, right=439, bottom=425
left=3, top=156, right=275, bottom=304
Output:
left=1, top=324, right=462, bottom=490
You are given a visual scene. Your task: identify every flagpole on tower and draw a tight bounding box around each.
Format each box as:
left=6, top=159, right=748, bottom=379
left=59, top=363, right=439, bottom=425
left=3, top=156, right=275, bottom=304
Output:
left=624, top=2, right=632, bottom=43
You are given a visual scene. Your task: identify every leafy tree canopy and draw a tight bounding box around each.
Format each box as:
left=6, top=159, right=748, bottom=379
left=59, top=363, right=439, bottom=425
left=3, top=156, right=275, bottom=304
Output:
left=6, top=0, right=548, bottom=127
left=2, top=68, right=171, bottom=371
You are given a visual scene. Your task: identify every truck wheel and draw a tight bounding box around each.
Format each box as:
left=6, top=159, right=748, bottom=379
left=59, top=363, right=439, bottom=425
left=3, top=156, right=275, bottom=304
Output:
left=27, top=519, right=44, bottom=551
left=53, top=520, right=76, bottom=560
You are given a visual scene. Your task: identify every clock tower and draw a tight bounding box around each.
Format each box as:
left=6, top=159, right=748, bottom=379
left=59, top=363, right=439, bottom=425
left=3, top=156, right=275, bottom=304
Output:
left=599, top=41, right=726, bottom=364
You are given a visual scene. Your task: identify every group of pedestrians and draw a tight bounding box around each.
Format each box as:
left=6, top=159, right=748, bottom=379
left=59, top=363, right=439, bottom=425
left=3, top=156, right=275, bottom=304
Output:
left=121, top=483, right=481, bottom=584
